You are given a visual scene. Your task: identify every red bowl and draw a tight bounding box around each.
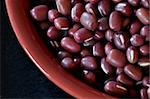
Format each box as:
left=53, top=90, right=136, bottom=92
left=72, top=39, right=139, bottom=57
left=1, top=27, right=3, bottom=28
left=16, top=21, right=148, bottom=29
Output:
left=5, top=0, right=115, bottom=98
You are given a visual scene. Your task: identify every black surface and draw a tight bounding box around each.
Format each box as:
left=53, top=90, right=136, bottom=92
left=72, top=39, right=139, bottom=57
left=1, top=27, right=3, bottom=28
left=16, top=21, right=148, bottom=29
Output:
left=1, top=0, right=73, bottom=98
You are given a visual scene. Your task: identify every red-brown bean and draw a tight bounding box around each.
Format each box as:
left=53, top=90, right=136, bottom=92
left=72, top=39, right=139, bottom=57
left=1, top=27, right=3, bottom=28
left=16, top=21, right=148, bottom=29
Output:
left=128, top=0, right=140, bottom=6
left=57, top=51, right=71, bottom=59
left=85, top=3, right=97, bottom=15
left=107, top=49, right=127, bottom=67
left=54, top=17, right=70, bottom=30
left=141, top=0, right=150, bottom=8
left=104, top=42, right=115, bottom=55
left=93, top=42, right=105, bottom=57
left=142, top=76, right=150, bottom=87
left=98, top=17, right=109, bottom=31
left=48, top=9, right=60, bottom=22
left=130, top=34, right=144, bottom=47
left=56, top=0, right=71, bottom=16
left=80, top=12, right=98, bottom=31
left=124, top=64, right=143, bottom=81
left=47, top=26, right=61, bottom=40
left=140, top=88, right=149, bottom=99
left=61, top=37, right=81, bottom=53
left=94, top=31, right=105, bottom=41
left=138, top=57, right=150, bottom=67
left=105, top=29, right=115, bottom=42
left=80, top=48, right=92, bottom=57
left=83, top=70, right=96, bottom=84
left=71, top=3, right=85, bottom=22
left=68, top=24, right=81, bottom=37
left=140, top=44, right=150, bottom=56
left=140, top=26, right=150, bottom=41
left=126, top=46, right=139, bottom=64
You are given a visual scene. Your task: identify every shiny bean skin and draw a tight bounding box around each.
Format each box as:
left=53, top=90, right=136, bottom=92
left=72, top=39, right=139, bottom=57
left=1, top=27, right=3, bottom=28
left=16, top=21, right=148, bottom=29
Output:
left=61, top=57, right=77, bottom=71
left=104, top=42, right=114, bottom=55
left=126, top=46, right=139, bottom=64
left=138, top=57, right=150, bottom=67
left=104, top=81, right=127, bottom=96
left=57, top=51, right=71, bottom=59
left=71, top=3, right=85, bottom=22
left=47, top=26, right=61, bottom=40
left=136, top=8, right=150, bottom=25
left=81, top=56, right=98, bottom=70
left=141, top=0, right=150, bottom=8
left=80, top=12, right=98, bottom=31
left=54, top=17, right=70, bottom=30
left=114, top=33, right=130, bottom=50
left=129, top=19, right=142, bottom=35
left=140, top=44, right=150, bottom=56
left=115, top=2, right=132, bottom=16
left=83, top=70, right=96, bottom=84
left=98, top=17, right=109, bottom=31
left=101, top=58, right=115, bottom=75
left=98, top=0, right=111, bottom=16
left=84, top=0, right=99, bottom=4
left=107, top=49, right=126, bottom=67
left=80, top=48, right=92, bottom=57
left=116, top=68, right=124, bottom=75
left=142, top=76, right=150, bottom=87
left=56, top=0, right=71, bottom=16
left=61, top=37, right=81, bottom=53
left=105, top=29, right=115, bottom=42
left=128, top=0, right=140, bottom=6
left=140, top=88, right=149, bottom=99
left=112, top=0, right=123, bottom=3
left=94, top=31, right=105, bottom=41
left=48, top=9, right=60, bottom=22
left=130, top=34, right=144, bottom=47
left=117, top=73, right=134, bottom=86
left=71, top=0, right=82, bottom=5
left=124, top=64, right=143, bottom=81
left=85, top=3, right=97, bottom=15
left=68, top=24, right=81, bottom=37
left=74, top=28, right=93, bottom=43
left=93, top=42, right=105, bottom=57
left=30, top=5, right=48, bottom=21
left=140, top=26, right=150, bottom=41
left=109, top=11, right=123, bottom=31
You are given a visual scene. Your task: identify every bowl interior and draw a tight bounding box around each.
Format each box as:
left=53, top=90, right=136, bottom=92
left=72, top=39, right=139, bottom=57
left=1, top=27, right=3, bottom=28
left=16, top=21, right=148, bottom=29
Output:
left=6, top=0, right=114, bottom=98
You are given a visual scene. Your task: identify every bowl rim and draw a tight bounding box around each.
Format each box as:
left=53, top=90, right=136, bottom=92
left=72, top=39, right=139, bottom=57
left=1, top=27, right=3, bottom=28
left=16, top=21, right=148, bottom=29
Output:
left=5, top=0, right=115, bottom=98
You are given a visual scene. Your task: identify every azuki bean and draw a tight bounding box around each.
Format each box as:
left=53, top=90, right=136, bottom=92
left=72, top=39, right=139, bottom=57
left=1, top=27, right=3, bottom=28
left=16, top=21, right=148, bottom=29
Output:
left=94, top=31, right=105, bottom=41
left=129, top=19, right=142, bottom=35
left=126, top=46, right=139, bottom=64
left=115, top=2, right=132, bottom=16
left=114, top=33, right=130, bottom=50
left=105, top=42, right=114, bottom=55
left=54, top=17, right=70, bottom=30
left=80, top=12, right=98, bottom=31
left=74, top=28, right=93, bottom=43
left=56, top=0, right=71, bottom=16
left=68, top=24, right=81, bottom=37
left=71, top=0, right=82, bottom=5
left=101, top=58, right=115, bottom=75
left=61, top=57, right=77, bottom=71
left=84, top=0, right=99, bottom=4
left=140, top=88, right=149, bottom=99
left=104, top=81, right=127, bottom=96
left=142, top=76, right=150, bottom=87
left=138, top=57, right=150, bottom=67
left=130, top=34, right=144, bottom=47
left=124, top=64, right=143, bottom=81
left=140, top=26, right=150, bottom=41
left=83, top=70, right=96, bottom=84
left=109, top=11, right=123, bottom=31
left=57, top=51, right=71, bottom=59
left=80, top=48, right=92, bottom=57
left=112, top=0, right=123, bottom=3
left=71, top=3, right=85, bottom=22
left=81, top=56, right=98, bottom=70
left=117, top=73, right=134, bottom=86
left=105, top=29, right=115, bottom=42
left=85, top=3, right=97, bottom=15
left=128, top=0, right=140, bottom=6
left=98, top=17, right=109, bottom=31
left=107, top=49, right=126, bottom=67
left=98, top=0, right=111, bottom=16
left=123, top=18, right=130, bottom=28
left=47, top=26, right=61, bottom=40
left=30, top=5, right=48, bottom=21
left=141, top=0, right=150, bottom=8
left=48, top=9, right=60, bottom=22
left=93, top=42, right=105, bottom=57
left=140, top=44, right=150, bottom=56
left=61, top=37, right=81, bottom=53
left=136, top=8, right=150, bottom=25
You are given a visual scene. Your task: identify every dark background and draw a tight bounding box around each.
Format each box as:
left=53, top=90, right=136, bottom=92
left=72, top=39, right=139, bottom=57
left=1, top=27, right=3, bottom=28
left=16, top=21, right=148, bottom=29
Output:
left=1, top=0, right=72, bottom=98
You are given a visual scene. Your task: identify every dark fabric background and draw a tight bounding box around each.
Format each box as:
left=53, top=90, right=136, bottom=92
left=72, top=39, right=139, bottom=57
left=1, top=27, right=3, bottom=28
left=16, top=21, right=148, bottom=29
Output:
left=1, top=0, right=73, bottom=98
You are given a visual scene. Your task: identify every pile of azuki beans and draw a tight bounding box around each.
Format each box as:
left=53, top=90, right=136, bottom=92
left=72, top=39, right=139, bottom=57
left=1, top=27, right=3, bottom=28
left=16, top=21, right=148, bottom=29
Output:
left=30, top=0, right=150, bottom=98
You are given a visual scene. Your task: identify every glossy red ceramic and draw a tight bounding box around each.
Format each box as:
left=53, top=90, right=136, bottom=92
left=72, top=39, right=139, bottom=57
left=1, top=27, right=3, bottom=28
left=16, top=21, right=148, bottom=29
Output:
left=5, top=0, right=115, bottom=98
